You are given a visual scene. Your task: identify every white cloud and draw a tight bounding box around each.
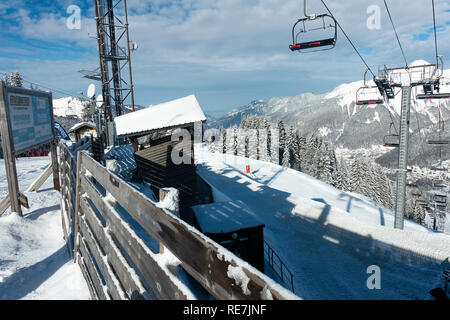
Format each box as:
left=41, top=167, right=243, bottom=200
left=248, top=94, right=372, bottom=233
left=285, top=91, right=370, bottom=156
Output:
left=2, top=0, right=450, bottom=113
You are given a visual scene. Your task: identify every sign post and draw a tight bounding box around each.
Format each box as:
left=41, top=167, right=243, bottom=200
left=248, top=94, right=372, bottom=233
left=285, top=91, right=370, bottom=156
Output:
left=0, top=84, right=21, bottom=215
left=0, top=82, right=57, bottom=216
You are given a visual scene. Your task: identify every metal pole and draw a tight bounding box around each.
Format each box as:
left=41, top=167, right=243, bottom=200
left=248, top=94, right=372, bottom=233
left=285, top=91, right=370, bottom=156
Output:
left=124, top=0, right=135, bottom=112
left=394, top=86, right=412, bottom=229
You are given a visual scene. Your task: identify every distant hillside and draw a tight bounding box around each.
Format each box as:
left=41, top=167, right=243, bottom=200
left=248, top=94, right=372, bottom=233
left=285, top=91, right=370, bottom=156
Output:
left=207, top=60, right=450, bottom=153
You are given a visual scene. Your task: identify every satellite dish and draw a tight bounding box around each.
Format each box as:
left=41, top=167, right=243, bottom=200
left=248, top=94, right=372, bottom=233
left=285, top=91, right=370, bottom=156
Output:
left=87, top=84, right=96, bottom=99
left=96, top=94, right=103, bottom=108
left=130, top=42, right=138, bottom=51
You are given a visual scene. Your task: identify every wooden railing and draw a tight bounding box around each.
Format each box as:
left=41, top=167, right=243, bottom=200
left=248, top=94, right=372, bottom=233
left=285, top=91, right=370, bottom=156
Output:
left=58, top=142, right=298, bottom=300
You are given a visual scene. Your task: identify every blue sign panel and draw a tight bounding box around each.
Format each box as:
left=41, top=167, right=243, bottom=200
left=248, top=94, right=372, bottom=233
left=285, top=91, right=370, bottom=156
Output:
left=6, top=91, right=54, bottom=153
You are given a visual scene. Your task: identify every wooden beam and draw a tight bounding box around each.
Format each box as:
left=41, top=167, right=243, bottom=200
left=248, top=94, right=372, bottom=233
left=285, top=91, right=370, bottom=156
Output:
left=80, top=197, right=155, bottom=300
left=0, top=193, right=29, bottom=216
left=77, top=234, right=108, bottom=300
left=80, top=178, right=188, bottom=300
left=50, top=141, right=60, bottom=191
left=26, top=164, right=53, bottom=192
left=78, top=214, right=125, bottom=300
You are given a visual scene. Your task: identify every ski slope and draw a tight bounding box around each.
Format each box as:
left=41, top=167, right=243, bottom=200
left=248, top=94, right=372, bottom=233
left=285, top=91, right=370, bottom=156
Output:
left=195, top=145, right=450, bottom=299
left=0, top=157, right=90, bottom=300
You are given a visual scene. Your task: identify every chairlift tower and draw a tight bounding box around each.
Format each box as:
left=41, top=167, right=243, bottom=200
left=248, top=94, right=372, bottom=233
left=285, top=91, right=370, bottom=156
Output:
left=94, top=0, right=135, bottom=146
left=374, top=61, right=440, bottom=229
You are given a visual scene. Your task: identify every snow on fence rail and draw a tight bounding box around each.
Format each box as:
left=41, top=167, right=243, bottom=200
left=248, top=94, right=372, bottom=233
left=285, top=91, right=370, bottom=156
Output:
left=58, top=142, right=298, bottom=300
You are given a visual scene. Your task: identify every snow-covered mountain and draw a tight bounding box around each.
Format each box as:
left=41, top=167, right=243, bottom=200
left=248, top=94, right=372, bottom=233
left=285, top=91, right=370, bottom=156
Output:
left=52, top=96, right=147, bottom=131
left=207, top=60, right=450, bottom=157
left=53, top=96, right=87, bottom=118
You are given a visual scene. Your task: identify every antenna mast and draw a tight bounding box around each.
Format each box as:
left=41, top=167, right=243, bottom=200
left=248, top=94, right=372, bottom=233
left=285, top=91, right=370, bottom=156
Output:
left=94, top=0, right=135, bottom=146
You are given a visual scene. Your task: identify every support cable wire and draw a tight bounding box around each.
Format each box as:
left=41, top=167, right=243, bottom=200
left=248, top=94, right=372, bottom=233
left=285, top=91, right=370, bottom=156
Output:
left=0, top=72, right=91, bottom=101
left=320, top=0, right=376, bottom=78
left=383, top=0, right=409, bottom=68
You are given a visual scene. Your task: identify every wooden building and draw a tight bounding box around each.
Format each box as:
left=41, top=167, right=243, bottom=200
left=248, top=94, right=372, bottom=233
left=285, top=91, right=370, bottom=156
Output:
left=114, top=95, right=210, bottom=224
left=192, top=200, right=265, bottom=272
left=68, top=122, right=97, bottom=142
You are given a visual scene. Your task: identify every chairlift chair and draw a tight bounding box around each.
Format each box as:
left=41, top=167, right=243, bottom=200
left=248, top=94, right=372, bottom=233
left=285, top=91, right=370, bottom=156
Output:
left=289, top=1, right=337, bottom=53
left=383, top=122, right=399, bottom=147
left=383, top=134, right=399, bottom=147
left=416, top=59, right=450, bottom=99
left=356, top=69, right=384, bottom=105
left=427, top=108, right=449, bottom=144
left=433, top=194, right=447, bottom=204
left=432, top=180, right=447, bottom=188
left=427, top=139, right=449, bottom=145
left=356, top=87, right=383, bottom=105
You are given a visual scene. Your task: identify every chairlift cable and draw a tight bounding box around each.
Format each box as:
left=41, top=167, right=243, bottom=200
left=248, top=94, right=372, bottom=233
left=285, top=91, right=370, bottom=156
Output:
left=319, top=0, right=376, bottom=78
left=383, top=0, right=408, bottom=68
left=1, top=71, right=90, bottom=101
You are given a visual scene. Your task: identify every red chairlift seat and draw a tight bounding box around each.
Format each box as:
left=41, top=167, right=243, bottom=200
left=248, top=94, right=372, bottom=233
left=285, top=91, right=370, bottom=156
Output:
left=289, top=14, right=337, bottom=53
left=417, top=93, right=450, bottom=100
left=356, top=99, right=383, bottom=105
left=427, top=139, right=449, bottom=145
left=356, top=70, right=384, bottom=105
left=289, top=38, right=336, bottom=51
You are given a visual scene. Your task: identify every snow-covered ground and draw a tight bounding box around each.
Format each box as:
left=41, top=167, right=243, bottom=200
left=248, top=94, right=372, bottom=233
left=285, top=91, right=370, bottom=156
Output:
left=0, top=156, right=90, bottom=300
left=1, top=149, right=449, bottom=300
left=195, top=144, right=450, bottom=299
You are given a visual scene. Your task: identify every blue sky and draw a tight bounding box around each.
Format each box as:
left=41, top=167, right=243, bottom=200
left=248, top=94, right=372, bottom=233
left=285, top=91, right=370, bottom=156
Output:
left=1, top=0, right=450, bottom=117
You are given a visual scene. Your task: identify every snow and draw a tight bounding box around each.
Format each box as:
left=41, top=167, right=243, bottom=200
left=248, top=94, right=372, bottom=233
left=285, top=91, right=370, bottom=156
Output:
left=227, top=265, right=251, bottom=295
left=68, top=121, right=96, bottom=133
left=0, top=156, right=90, bottom=300
left=114, top=95, right=206, bottom=137
left=52, top=97, right=86, bottom=118
left=196, top=144, right=450, bottom=299
left=104, top=144, right=136, bottom=181
left=193, top=200, right=264, bottom=234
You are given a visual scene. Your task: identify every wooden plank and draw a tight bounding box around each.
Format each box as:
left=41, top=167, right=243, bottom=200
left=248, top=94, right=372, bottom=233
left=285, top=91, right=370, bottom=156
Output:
left=0, top=195, right=10, bottom=216
left=77, top=234, right=108, bottom=300
left=50, top=141, right=60, bottom=191
left=18, top=193, right=29, bottom=209
left=77, top=254, right=98, bottom=300
left=80, top=152, right=297, bottom=300
left=0, top=192, right=30, bottom=216
left=80, top=197, right=154, bottom=300
left=26, top=164, right=53, bottom=192
left=80, top=177, right=188, bottom=300
left=73, top=151, right=83, bottom=262
left=78, top=213, right=125, bottom=300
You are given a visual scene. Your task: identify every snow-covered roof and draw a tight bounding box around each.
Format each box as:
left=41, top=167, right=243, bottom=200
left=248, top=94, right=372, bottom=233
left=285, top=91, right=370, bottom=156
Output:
left=114, top=95, right=206, bottom=138
left=192, top=200, right=265, bottom=234
left=68, top=121, right=96, bottom=133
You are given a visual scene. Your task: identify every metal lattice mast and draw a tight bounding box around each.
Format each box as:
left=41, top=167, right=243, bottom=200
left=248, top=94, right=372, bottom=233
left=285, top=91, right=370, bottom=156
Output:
left=375, top=62, right=441, bottom=230
left=94, top=0, right=135, bottom=144
left=394, top=86, right=412, bottom=229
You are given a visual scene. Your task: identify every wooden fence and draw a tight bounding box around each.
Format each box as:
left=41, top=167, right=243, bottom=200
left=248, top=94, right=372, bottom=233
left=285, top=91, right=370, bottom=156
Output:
left=58, top=141, right=298, bottom=300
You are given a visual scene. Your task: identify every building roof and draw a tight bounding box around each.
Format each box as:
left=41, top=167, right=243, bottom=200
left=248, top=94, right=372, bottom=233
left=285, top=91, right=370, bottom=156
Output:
left=192, top=200, right=265, bottom=234
left=114, top=95, right=206, bottom=138
left=68, top=122, right=96, bottom=133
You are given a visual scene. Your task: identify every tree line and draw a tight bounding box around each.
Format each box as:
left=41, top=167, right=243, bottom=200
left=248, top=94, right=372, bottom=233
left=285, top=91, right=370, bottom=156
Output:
left=208, top=115, right=426, bottom=225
